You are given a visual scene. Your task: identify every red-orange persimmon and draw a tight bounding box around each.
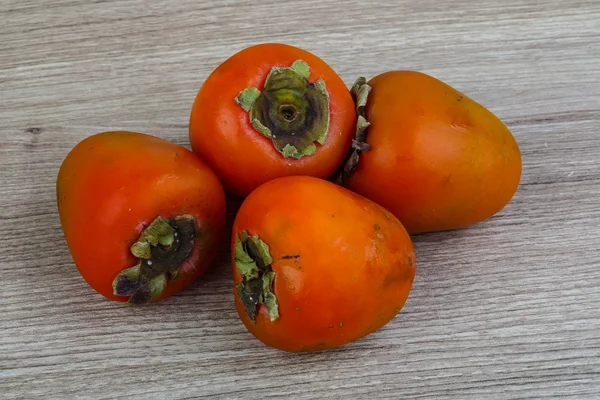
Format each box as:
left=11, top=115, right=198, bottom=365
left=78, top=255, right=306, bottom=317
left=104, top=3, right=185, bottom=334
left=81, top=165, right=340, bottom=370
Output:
left=339, top=72, right=522, bottom=233
left=231, top=176, right=416, bottom=352
left=57, top=131, right=226, bottom=304
left=189, top=43, right=356, bottom=196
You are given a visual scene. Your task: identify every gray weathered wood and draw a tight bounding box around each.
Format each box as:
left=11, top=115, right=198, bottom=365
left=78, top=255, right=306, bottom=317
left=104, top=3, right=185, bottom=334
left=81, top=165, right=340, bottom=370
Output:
left=1, top=0, right=599, bottom=398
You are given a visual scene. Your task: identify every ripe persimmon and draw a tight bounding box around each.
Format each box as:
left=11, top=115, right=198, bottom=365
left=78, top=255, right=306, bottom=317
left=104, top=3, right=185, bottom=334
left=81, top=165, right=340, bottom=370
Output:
left=338, top=71, right=522, bottom=233
left=57, top=131, right=226, bottom=304
left=231, top=176, right=415, bottom=352
left=189, top=43, right=355, bottom=196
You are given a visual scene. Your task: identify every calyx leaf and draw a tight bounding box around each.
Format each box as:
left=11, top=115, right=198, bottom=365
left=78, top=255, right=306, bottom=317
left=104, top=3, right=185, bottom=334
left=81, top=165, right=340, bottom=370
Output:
left=235, top=60, right=331, bottom=160
left=112, top=215, right=196, bottom=305
left=234, top=231, right=280, bottom=323
left=334, top=77, right=372, bottom=184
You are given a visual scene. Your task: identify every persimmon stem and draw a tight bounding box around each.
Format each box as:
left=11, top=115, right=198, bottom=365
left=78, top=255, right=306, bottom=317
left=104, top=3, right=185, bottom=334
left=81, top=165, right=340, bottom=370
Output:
left=235, top=60, right=330, bottom=160
left=112, top=215, right=196, bottom=305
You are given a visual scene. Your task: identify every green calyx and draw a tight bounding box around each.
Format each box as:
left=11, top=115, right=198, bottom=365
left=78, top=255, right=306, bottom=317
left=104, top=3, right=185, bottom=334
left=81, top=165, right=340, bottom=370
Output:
left=235, top=60, right=330, bottom=160
left=234, top=231, right=279, bottom=323
left=334, top=77, right=372, bottom=185
left=112, top=215, right=196, bottom=305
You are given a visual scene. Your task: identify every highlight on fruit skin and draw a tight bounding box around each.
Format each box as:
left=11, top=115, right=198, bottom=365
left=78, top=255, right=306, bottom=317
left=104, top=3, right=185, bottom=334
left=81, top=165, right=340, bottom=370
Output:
left=337, top=71, right=522, bottom=233
left=57, top=131, right=227, bottom=304
left=231, top=175, right=416, bottom=352
left=189, top=43, right=356, bottom=197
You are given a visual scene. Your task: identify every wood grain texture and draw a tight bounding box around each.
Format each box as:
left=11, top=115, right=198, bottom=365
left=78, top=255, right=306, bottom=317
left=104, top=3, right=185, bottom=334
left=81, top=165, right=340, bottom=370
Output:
left=1, top=0, right=599, bottom=398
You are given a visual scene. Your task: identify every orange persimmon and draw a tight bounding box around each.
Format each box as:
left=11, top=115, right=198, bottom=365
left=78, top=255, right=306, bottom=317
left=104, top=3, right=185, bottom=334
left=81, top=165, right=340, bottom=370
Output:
left=189, top=43, right=355, bottom=196
left=57, top=131, right=226, bottom=304
left=338, top=71, right=522, bottom=233
left=231, top=176, right=416, bottom=352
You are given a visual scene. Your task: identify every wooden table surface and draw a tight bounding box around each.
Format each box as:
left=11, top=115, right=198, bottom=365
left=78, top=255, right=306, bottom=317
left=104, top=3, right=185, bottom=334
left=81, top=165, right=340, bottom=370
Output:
left=2, top=0, right=599, bottom=398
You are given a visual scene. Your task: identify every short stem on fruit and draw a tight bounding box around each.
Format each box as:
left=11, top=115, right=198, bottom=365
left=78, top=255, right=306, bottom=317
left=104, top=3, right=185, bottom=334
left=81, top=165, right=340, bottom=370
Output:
left=112, top=215, right=196, bottom=305
left=235, top=60, right=330, bottom=160
left=234, top=231, right=279, bottom=323
left=334, top=77, right=372, bottom=185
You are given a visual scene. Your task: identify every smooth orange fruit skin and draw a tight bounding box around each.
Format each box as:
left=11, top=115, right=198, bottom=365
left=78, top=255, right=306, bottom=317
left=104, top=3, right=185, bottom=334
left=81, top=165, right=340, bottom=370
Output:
left=57, top=131, right=226, bottom=302
left=344, top=71, right=522, bottom=233
left=232, top=176, right=416, bottom=352
left=189, top=43, right=356, bottom=196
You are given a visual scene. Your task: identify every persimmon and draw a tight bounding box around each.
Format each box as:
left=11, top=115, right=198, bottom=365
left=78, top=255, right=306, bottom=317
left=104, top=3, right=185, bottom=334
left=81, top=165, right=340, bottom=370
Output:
left=337, top=71, right=522, bottom=233
left=57, top=131, right=226, bottom=304
left=231, top=176, right=416, bottom=352
left=189, top=43, right=355, bottom=196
